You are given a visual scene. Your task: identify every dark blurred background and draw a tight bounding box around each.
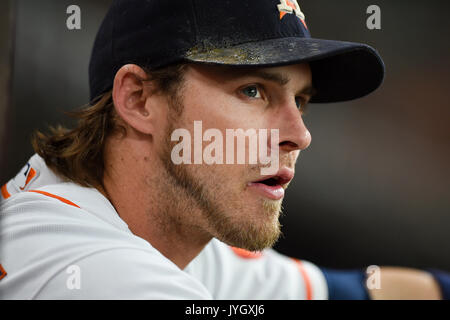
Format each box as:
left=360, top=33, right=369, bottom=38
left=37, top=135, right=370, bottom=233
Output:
left=1, top=0, right=449, bottom=270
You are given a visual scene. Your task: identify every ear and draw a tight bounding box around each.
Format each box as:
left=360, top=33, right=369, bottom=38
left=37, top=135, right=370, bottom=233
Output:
left=112, top=64, right=156, bottom=135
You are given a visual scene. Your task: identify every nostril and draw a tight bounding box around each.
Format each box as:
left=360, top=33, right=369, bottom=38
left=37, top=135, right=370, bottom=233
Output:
left=279, top=141, right=299, bottom=151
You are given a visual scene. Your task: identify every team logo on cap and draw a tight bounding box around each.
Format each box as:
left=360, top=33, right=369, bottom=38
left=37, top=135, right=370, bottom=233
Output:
left=277, top=0, right=308, bottom=29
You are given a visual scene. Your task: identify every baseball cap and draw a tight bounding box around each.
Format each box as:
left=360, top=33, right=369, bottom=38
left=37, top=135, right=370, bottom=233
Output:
left=89, top=0, right=385, bottom=104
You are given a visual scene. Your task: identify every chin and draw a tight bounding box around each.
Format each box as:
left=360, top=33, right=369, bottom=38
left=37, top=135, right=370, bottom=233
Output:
left=215, top=203, right=283, bottom=252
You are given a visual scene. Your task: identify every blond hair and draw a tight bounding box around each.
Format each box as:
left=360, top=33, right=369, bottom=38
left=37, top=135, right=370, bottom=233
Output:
left=32, top=63, right=188, bottom=188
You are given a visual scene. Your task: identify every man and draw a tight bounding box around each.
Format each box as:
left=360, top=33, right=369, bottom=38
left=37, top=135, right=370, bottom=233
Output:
left=0, top=0, right=448, bottom=299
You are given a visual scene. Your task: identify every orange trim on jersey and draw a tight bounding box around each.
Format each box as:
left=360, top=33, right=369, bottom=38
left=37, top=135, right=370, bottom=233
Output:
left=292, top=258, right=313, bottom=300
left=230, top=247, right=263, bottom=259
left=20, top=167, right=37, bottom=190
left=0, top=264, right=7, bottom=281
left=28, top=190, right=80, bottom=208
left=1, top=184, right=11, bottom=199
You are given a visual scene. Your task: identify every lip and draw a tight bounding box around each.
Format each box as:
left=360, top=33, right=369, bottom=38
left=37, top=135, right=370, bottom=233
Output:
left=247, top=168, right=294, bottom=200
left=253, top=167, right=294, bottom=186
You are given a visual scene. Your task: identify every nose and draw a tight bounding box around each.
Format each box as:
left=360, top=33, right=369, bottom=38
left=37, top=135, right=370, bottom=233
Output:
left=276, top=102, right=312, bottom=153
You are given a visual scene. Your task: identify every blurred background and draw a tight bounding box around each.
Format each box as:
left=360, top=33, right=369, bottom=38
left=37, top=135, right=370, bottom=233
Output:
left=1, top=0, right=449, bottom=270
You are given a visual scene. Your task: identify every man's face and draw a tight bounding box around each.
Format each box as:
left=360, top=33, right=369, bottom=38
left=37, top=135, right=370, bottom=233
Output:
left=156, top=63, right=313, bottom=251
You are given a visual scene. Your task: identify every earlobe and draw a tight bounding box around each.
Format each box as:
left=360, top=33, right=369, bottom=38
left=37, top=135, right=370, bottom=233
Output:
left=112, top=64, right=153, bottom=135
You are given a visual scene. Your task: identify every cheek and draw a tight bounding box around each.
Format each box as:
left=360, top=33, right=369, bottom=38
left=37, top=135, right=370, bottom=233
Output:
left=183, top=85, right=266, bottom=131
left=183, top=84, right=222, bottom=117
left=289, top=150, right=300, bottom=165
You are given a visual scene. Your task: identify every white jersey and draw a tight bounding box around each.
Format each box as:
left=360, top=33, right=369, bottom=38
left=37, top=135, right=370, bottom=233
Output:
left=0, top=154, right=328, bottom=299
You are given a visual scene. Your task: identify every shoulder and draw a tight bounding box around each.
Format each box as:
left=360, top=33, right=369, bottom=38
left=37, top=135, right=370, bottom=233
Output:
left=186, top=238, right=328, bottom=299
left=0, top=183, right=211, bottom=299
left=35, top=247, right=212, bottom=299
left=1, top=181, right=128, bottom=230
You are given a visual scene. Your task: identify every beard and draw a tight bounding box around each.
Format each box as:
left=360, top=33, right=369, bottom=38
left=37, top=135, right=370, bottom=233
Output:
left=156, top=102, right=283, bottom=252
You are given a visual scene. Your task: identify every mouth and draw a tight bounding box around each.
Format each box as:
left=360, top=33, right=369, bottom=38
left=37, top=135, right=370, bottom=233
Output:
left=247, top=168, right=294, bottom=200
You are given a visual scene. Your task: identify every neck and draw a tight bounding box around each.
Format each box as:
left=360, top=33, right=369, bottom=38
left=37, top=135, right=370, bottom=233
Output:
left=99, top=135, right=211, bottom=269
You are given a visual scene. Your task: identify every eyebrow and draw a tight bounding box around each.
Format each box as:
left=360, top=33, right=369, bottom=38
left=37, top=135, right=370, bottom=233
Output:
left=250, top=70, right=290, bottom=86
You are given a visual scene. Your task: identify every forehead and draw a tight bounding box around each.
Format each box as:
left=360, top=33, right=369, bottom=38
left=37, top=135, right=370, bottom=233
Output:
left=185, top=63, right=312, bottom=91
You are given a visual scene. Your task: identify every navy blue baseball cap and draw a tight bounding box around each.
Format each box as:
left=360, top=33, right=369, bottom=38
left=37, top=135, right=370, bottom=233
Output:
left=89, top=0, right=385, bottom=104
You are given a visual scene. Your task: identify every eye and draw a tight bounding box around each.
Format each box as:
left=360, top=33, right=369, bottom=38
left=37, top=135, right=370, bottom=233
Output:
left=241, top=85, right=262, bottom=99
left=295, top=97, right=309, bottom=115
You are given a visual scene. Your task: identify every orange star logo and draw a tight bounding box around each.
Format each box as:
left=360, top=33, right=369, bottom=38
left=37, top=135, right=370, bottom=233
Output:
left=277, top=0, right=308, bottom=29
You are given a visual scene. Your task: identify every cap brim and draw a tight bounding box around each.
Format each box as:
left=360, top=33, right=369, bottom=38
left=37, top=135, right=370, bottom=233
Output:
left=185, top=37, right=385, bottom=103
